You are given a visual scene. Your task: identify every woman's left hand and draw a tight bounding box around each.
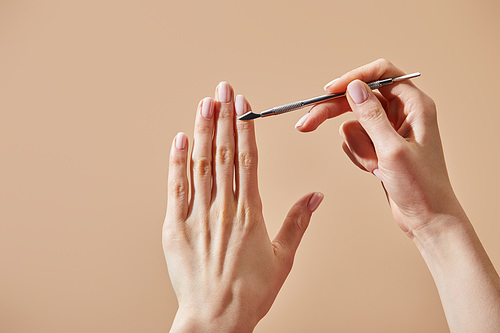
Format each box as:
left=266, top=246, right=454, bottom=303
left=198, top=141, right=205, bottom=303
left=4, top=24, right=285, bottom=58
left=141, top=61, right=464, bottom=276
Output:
left=163, top=82, right=324, bottom=332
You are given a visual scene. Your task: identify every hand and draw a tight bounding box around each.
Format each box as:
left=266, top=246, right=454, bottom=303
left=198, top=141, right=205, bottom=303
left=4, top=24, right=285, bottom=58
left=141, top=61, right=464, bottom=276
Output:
left=163, top=82, right=324, bottom=332
left=296, top=59, right=464, bottom=241
left=295, top=59, right=500, bottom=332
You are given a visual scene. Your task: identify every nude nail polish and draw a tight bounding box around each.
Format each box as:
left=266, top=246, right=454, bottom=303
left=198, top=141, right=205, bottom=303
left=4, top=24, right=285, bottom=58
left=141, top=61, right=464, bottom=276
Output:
left=308, top=192, right=324, bottom=212
left=324, top=78, right=339, bottom=91
left=176, top=132, right=187, bottom=150
left=235, top=95, right=247, bottom=116
left=373, top=169, right=382, bottom=181
left=347, top=80, right=368, bottom=104
left=295, top=113, right=310, bottom=128
left=218, top=82, right=231, bottom=103
left=201, top=97, right=214, bottom=119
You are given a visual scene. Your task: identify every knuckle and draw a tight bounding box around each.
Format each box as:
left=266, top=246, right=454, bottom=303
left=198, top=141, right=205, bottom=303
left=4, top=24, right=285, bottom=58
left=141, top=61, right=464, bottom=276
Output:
left=359, top=103, right=384, bottom=123
left=237, top=205, right=253, bottom=226
left=169, top=180, right=188, bottom=199
left=214, top=206, right=234, bottom=224
left=385, top=142, right=409, bottom=161
left=238, top=151, right=257, bottom=170
left=193, top=157, right=211, bottom=177
left=216, top=145, right=234, bottom=165
left=237, top=200, right=262, bottom=223
left=217, top=106, right=234, bottom=120
left=407, top=94, right=437, bottom=121
left=236, top=119, right=253, bottom=131
left=422, top=95, right=437, bottom=116
left=239, top=204, right=252, bottom=220
left=294, top=214, right=310, bottom=234
left=272, top=238, right=295, bottom=270
left=375, top=58, right=393, bottom=70
left=195, top=120, right=212, bottom=135
left=162, top=224, right=187, bottom=251
left=169, top=153, right=185, bottom=167
left=162, top=222, right=177, bottom=242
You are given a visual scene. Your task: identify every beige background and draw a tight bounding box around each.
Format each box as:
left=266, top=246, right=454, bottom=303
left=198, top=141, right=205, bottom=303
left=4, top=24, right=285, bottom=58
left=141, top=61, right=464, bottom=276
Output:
left=1, top=0, right=499, bottom=332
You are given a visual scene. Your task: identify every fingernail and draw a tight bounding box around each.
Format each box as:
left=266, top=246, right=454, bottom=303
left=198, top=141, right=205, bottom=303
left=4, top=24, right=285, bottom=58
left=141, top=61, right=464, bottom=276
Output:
left=218, top=81, right=231, bottom=103
left=307, top=192, right=324, bottom=212
left=235, top=95, right=247, bottom=116
left=373, top=169, right=382, bottom=181
left=201, top=97, right=214, bottom=119
left=295, top=113, right=310, bottom=128
left=175, top=132, right=187, bottom=150
left=323, top=78, right=339, bottom=90
left=347, top=80, right=368, bottom=104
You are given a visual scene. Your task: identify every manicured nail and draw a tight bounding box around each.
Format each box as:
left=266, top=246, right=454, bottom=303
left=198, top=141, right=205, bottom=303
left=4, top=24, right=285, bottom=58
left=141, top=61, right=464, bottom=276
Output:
left=307, top=192, right=324, bottom=212
left=373, top=169, right=382, bottom=181
left=295, top=113, right=310, bottom=128
left=218, top=81, right=231, bottom=103
left=323, top=78, right=339, bottom=91
left=201, top=97, right=214, bottom=119
left=235, top=95, right=247, bottom=116
left=347, top=80, right=368, bottom=104
left=175, top=132, right=187, bottom=150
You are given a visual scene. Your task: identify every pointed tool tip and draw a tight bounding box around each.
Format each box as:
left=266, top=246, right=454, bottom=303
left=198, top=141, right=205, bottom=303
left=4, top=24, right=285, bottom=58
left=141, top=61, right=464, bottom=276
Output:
left=238, top=111, right=261, bottom=121
left=394, top=72, right=422, bottom=82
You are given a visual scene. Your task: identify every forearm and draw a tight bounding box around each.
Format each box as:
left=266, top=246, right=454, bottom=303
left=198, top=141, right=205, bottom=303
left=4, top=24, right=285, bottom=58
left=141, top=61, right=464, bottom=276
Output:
left=413, top=209, right=500, bottom=333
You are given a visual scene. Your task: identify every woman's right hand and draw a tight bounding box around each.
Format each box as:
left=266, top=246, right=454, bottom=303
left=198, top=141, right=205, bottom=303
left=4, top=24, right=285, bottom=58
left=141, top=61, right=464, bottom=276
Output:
left=295, top=59, right=466, bottom=242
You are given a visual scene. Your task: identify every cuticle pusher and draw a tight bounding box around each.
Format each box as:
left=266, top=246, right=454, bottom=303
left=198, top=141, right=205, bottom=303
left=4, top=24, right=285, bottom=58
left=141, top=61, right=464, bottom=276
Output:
left=237, top=72, right=421, bottom=121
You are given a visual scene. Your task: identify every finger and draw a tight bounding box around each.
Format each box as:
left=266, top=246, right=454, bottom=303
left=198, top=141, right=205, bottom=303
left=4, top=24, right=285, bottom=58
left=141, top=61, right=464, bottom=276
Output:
left=273, top=192, right=324, bottom=267
left=346, top=80, right=404, bottom=156
left=167, top=132, right=189, bottom=221
left=295, top=97, right=350, bottom=132
left=373, top=91, right=388, bottom=110
left=212, top=82, right=235, bottom=200
left=190, top=97, right=215, bottom=208
left=340, top=120, right=378, bottom=173
left=295, top=86, right=389, bottom=133
left=234, top=95, right=260, bottom=202
left=342, top=141, right=367, bottom=172
left=323, top=58, right=422, bottom=104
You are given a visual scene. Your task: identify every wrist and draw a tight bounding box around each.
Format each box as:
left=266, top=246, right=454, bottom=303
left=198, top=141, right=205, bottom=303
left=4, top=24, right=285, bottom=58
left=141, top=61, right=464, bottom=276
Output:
left=170, top=307, right=256, bottom=333
left=410, top=204, right=471, bottom=253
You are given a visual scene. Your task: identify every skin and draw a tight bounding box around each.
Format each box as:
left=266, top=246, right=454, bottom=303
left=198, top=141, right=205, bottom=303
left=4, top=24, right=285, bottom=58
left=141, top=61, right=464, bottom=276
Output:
left=164, top=83, right=323, bottom=332
left=297, top=59, right=500, bottom=332
left=164, top=59, right=500, bottom=332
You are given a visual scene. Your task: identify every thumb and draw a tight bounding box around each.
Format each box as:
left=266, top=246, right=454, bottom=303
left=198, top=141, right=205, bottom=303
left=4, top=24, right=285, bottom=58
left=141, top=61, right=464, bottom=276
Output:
left=346, top=80, right=403, bottom=154
left=273, top=192, right=324, bottom=265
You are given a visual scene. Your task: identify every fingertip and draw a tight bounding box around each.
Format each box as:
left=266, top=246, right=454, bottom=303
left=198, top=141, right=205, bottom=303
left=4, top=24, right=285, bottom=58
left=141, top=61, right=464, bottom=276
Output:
left=201, top=97, right=215, bottom=119
left=216, top=81, right=233, bottom=103
left=323, top=78, right=340, bottom=91
left=307, top=192, right=324, bottom=213
left=346, top=80, right=369, bottom=105
left=294, top=113, right=310, bottom=130
left=339, top=121, right=347, bottom=139
left=175, top=132, right=188, bottom=150
left=295, top=106, right=327, bottom=132
left=325, top=76, right=352, bottom=94
left=235, top=94, right=248, bottom=116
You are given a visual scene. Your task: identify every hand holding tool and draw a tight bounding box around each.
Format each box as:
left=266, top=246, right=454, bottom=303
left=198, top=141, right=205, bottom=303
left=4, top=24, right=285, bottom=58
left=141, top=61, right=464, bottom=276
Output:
left=238, top=72, right=421, bottom=121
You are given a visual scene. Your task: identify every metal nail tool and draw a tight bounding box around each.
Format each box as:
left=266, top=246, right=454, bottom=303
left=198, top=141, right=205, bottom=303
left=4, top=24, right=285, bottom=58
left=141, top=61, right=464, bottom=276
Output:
left=237, top=72, right=421, bottom=121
